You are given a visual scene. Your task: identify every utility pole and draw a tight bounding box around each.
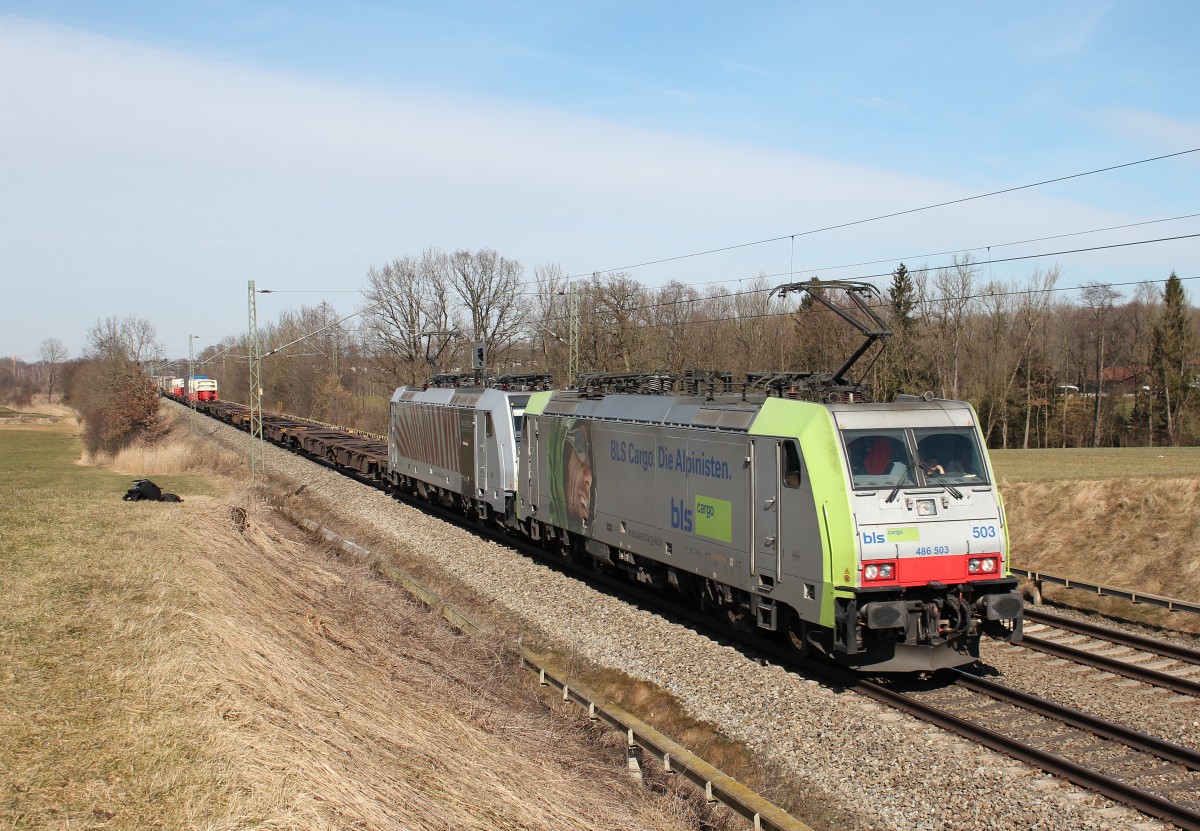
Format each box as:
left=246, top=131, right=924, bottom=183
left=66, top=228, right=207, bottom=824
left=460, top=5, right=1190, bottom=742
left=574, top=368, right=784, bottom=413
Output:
left=247, top=280, right=265, bottom=483
left=568, top=280, right=579, bottom=387
left=188, top=334, right=197, bottom=426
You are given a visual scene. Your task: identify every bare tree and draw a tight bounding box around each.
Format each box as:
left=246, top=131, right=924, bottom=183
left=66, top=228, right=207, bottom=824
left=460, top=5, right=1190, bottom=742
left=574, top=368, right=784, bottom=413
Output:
left=1080, top=282, right=1121, bottom=447
left=361, top=249, right=460, bottom=384
left=447, top=249, right=528, bottom=369
left=588, top=272, right=647, bottom=372
left=973, top=266, right=1059, bottom=447
left=86, top=316, right=163, bottom=366
left=38, top=337, right=69, bottom=401
left=930, top=255, right=978, bottom=399
left=528, top=263, right=571, bottom=376
left=648, top=280, right=702, bottom=373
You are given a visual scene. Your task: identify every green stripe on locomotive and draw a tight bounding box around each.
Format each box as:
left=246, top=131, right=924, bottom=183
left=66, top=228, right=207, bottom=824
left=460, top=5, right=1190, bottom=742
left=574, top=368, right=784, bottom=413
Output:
left=748, top=398, right=855, bottom=629
left=523, top=390, right=552, bottom=417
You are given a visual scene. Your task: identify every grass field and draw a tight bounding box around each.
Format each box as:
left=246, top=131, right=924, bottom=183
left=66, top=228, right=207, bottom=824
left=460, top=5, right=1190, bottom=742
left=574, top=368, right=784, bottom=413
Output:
left=991, top=445, right=1200, bottom=484
left=1, top=418, right=713, bottom=831
left=0, top=421, right=238, bottom=829
left=0, top=405, right=52, bottom=418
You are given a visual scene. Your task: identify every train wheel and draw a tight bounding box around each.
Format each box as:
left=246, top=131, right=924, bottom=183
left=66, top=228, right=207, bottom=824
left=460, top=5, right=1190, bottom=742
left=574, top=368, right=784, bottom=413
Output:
left=784, top=609, right=811, bottom=657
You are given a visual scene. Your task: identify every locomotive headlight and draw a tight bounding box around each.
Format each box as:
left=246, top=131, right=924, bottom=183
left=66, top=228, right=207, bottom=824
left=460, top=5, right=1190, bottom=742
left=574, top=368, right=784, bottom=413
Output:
left=968, top=557, right=999, bottom=575
left=863, top=562, right=895, bottom=582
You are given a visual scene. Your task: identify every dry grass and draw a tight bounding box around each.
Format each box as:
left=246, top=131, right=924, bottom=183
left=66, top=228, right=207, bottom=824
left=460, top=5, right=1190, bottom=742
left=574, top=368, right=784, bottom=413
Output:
left=2, top=419, right=711, bottom=831
left=280, top=497, right=863, bottom=831
left=992, top=445, right=1200, bottom=484
left=1004, top=477, right=1200, bottom=632
left=80, top=414, right=245, bottom=483
left=0, top=395, right=75, bottom=422
left=1, top=426, right=246, bottom=829
left=179, top=506, right=709, bottom=831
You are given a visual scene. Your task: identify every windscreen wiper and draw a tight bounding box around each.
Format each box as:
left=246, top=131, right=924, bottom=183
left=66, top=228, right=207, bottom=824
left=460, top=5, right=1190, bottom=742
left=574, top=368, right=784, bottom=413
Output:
left=885, top=461, right=916, bottom=503
left=920, top=460, right=963, bottom=500
left=886, top=457, right=964, bottom=503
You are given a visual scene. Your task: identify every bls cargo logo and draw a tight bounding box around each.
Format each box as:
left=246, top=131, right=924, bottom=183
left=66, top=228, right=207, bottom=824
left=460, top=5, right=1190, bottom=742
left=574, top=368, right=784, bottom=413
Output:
left=670, top=498, right=694, bottom=532
left=863, top=527, right=919, bottom=544
left=671, top=495, right=733, bottom=543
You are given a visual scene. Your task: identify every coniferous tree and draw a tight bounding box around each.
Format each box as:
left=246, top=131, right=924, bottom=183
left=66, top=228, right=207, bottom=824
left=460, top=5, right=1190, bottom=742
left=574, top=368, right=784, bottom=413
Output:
left=1150, top=272, right=1196, bottom=445
left=876, top=263, right=922, bottom=400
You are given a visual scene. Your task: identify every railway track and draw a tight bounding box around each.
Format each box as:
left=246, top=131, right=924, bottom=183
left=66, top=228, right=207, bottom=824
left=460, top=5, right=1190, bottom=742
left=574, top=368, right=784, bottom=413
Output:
left=1019, top=608, right=1200, bottom=697
left=869, top=671, right=1200, bottom=830
left=182, top=396, right=1200, bottom=829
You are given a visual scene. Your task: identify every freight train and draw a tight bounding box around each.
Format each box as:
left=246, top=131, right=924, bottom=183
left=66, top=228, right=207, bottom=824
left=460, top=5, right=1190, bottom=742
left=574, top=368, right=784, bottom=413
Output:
left=388, top=376, right=1022, bottom=672
left=154, top=375, right=218, bottom=402
left=171, top=281, right=1022, bottom=671
left=385, top=283, right=1023, bottom=672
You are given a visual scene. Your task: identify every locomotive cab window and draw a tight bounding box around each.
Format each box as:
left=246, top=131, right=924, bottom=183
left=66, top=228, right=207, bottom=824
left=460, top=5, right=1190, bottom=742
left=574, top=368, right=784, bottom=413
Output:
left=781, top=440, right=802, bottom=488
left=842, top=430, right=915, bottom=489
left=485, top=413, right=495, bottom=438
left=914, top=428, right=988, bottom=485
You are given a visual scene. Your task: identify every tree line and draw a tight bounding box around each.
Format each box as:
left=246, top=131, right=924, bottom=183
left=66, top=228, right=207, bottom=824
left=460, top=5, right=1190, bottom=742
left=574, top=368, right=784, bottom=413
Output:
left=177, top=248, right=1196, bottom=448
left=4, top=249, right=1194, bottom=451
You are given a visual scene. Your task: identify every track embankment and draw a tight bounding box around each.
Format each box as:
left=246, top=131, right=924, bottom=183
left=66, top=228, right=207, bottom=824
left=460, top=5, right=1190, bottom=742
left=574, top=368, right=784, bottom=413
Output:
left=1003, top=477, right=1200, bottom=632
left=183, top=402, right=1176, bottom=831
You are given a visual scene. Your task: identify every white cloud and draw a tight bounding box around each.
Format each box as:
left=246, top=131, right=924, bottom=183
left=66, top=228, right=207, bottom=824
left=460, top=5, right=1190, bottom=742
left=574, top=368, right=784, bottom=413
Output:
left=1100, top=107, right=1200, bottom=155
left=0, top=16, right=1193, bottom=356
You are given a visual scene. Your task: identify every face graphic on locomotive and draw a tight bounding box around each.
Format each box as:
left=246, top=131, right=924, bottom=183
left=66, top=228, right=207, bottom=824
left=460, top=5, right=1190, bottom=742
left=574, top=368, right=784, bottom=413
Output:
left=549, top=418, right=596, bottom=533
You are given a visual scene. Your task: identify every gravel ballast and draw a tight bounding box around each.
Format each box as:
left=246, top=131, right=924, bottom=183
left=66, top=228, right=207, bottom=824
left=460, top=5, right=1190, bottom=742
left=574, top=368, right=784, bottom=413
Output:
left=191, top=408, right=1173, bottom=831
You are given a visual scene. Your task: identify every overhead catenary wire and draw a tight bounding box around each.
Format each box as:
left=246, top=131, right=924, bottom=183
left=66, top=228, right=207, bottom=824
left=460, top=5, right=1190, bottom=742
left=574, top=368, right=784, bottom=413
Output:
left=197, top=149, right=1200, bottom=360
left=252, top=149, right=1200, bottom=297
left=523, top=231, right=1200, bottom=333
left=513, top=211, right=1200, bottom=298
left=563, top=146, right=1200, bottom=281
left=254, top=210, right=1200, bottom=304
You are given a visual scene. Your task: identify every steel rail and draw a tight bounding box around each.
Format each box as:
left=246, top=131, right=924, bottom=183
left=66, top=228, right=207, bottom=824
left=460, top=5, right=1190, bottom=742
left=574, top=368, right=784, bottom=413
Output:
left=848, top=674, right=1200, bottom=831
left=1018, top=634, right=1200, bottom=697
left=1024, top=608, right=1200, bottom=664
left=947, top=671, right=1200, bottom=769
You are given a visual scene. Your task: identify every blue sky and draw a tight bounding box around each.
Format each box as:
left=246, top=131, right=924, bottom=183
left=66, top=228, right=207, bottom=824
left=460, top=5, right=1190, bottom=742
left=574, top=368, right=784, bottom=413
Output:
left=2, top=1, right=1198, bottom=359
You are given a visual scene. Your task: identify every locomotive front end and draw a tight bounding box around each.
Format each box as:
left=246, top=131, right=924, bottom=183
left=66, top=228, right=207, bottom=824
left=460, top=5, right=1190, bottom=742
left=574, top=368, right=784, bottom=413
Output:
left=832, top=401, right=1023, bottom=672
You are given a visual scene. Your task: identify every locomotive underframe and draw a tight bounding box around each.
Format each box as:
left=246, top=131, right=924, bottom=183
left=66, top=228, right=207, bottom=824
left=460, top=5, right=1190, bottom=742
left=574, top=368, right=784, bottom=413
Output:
left=829, top=578, right=1024, bottom=672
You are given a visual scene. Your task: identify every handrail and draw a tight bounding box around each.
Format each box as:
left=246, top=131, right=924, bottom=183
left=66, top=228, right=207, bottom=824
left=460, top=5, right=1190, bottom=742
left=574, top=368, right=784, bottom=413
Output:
left=1013, top=566, right=1200, bottom=616
left=277, top=507, right=812, bottom=831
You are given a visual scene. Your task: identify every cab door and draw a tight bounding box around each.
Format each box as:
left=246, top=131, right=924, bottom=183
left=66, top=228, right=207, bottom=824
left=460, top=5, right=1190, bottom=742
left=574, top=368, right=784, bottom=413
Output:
left=458, top=412, right=476, bottom=495
left=474, top=412, right=493, bottom=497
left=750, top=438, right=782, bottom=584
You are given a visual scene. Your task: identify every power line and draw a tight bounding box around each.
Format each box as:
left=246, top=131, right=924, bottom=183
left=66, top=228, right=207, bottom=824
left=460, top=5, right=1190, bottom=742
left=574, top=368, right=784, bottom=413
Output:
left=660, top=211, right=1200, bottom=291
left=235, top=229, right=1197, bottom=349
left=513, top=210, right=1200, bottom=298
left=206, top=149, right=1200, bottom=358
left=564, top=146, right=1200, bottom=280
left=524, top=231, right=1200, bottom=331
left=258, top=150, right=1200, bottom=299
